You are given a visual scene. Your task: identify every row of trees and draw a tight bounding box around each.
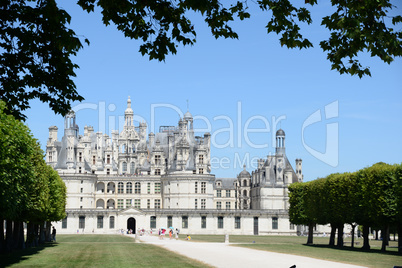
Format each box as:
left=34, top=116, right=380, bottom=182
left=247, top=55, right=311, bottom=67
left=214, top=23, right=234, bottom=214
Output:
left=0, top=101, right=67, bottom=253
left=289, top=162, right=402, bottom=253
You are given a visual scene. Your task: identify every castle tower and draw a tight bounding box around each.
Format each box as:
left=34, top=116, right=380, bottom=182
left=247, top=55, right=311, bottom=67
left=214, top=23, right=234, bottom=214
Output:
left=275, top=129, right=285, bottom=156
left=295, top=158, right=303, bottom=182
left=124, top=96, right=134, bottom=128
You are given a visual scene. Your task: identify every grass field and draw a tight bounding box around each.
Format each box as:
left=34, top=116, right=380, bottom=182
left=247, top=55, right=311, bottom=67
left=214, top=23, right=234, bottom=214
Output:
left=0, top=235, right=400, bottom=268
left=0, top=235, right=209, bottom=268
left=185, top=235, right=402, bottom=268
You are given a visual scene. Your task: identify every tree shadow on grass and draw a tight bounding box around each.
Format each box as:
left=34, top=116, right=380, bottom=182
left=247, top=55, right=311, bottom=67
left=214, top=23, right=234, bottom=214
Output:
left=0, top=242, right=57, bottom=267
left=303, top=243, right=401, bottom=257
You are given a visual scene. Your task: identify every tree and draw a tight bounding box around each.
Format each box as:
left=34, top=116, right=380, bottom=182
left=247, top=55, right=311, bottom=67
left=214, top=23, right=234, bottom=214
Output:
left=0, top=100, right=66, bottom=251
left=1, top=1, right=402, bottom=120
left=0, top=0, right=85, bottom=121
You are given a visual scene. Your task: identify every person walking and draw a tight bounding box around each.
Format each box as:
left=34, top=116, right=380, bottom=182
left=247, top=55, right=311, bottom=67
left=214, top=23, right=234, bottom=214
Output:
left=52, top=227, right=57, bottom=242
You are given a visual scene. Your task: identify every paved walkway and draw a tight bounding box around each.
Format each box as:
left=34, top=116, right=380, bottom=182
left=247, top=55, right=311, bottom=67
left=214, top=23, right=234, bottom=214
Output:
left=136, top=234, right=367, bottom=268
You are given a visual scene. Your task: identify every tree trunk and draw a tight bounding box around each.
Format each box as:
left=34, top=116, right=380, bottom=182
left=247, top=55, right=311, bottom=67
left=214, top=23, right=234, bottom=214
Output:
left=0, top=218, right=4, bottom=253
left=351, top=224, right=356, bottom=248
left=329, top=224, right=336, bottom=247
left=12, top=220, right=20, bottom=250
left=381, top=224, right=389, bottom=252
left=17, top=222, right=25, bottom=250
left=337, top=223, right=344, bottom=248
left=34, top=224, right=39, bottom=247
left=307, top=223, right=314, bottom=245
left=45, top=221, right=52, bottom=242
left=39, top=222, right=45, bottom=244
left=5, top=220, right=13, bottom=252
left=375, top=229, right=379, bottom=240
left=362, top=225, right=371, bottom=250
left=398, top=223, right=402, bottom=254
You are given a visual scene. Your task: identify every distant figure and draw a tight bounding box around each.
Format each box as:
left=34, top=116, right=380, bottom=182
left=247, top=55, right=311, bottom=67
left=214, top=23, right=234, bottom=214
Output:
left=169, top=229, right=173, bottom=239
left=52, top=227, right=57, bottom=242
left=185, top=235, right=191, bottom=241
left=175, top=231, right=178, bottom=240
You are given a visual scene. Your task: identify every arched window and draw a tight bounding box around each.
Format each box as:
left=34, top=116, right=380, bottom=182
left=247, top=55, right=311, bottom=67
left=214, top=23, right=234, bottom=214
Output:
left=243, top=190, right=247, bottom=197
left=135, top=182, right=141, bottom=194
left=122, top=162, right=127, bottom=173
left=126, top=182, right=132, bottom=194
left=118, top=182, right=124, bottom=194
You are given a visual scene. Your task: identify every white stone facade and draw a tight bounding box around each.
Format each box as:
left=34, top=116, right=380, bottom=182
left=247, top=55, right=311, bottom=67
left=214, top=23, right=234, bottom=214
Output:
left=48, top=97, right=329, bottom=235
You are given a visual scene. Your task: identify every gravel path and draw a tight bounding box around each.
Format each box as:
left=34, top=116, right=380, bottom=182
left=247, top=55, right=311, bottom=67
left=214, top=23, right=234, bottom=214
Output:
left=136, top=234, right=367, bottom=268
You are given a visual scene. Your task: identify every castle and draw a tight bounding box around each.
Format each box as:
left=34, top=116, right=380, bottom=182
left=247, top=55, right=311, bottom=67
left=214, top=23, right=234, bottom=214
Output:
left=47, top=97, right=318, bottom=235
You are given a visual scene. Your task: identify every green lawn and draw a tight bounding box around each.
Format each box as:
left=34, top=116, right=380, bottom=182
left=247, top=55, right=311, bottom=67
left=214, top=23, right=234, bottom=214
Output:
left=1, top=235, right=400, bottom=268
left=0, top=235, right=209, bottom=268
left=185, top=235, right=402, bottom=268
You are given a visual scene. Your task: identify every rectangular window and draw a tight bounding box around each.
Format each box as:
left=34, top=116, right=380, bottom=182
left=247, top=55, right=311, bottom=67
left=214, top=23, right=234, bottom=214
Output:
left=117, top=199, right=124, bottom=209
left=201, top=182, right=206, bottom=193
left=147, top=182, right=151, bottom=194
left=226, top=190, right=231, bottom=197
left=62, top=216, right=67, bottom=229
left=79, top=152, right=82, bottom=162
left=201, top=216, right=206, bottom=229
left=80, top=197, right=83, bottom=202
left=127, top=182, right=133, bottom=194
left=97, top=216, right=103, bottom=229
left=272, top=217, right=278, bottom=230
left=118, top=182, right=124, bottom=193
left=235, top=217, right=241, bottom=229
left=134, top=182, right=140, bottom=194
left=199, top=155, right=204, bottom=164
left=199, top=168, right=204, bottom=174
left=150, top=216, right=156, bottom=229
left=80, top=188, right=83, bottom=193
left=218, top=216, right=224, bottom=229
left=182, top=216, right=188, bottom=229
left=290, top=223, right=295, bottom=230
left=195, top=199, right=198, bottom=209
left=126, top=199, right=132, bottom=208
left=109, top=216, right=115, bottom=229
left=217, top=190, right=221, bottom=197
left=155, top=169, right=161, bottom=175
left=201, top=199, right=206, bottom=209
left=134, top=199, right=140, bottom=209
left=194, top=182, right=198, bottom=193
left=168, top=216, right=172, bottom=228
left=216, top=201, right=221, bottom=210
left=92, top=155, right=96, bottom=165
left=107, top=155, right=110, bottom=164
left=147, top=199, right=151, bottom=209
left=79, top=216, right=85, bottom=229
left=155, top=199, right=161, bottom=209
left=226, top=202, right=230, bottom=210
left=155, top=183, right=161, bottom=194
left=155, top=155, right=161, bottom=165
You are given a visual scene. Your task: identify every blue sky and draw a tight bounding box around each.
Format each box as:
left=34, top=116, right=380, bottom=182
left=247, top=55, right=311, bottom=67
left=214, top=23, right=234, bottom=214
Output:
left=25, top=2, right=402, bottom=181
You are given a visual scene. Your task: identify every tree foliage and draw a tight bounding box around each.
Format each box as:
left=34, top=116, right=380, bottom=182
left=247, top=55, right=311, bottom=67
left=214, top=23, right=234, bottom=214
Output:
left=289, top=162, right=402, bottom=253
left=0, top=100, right=66, bottom=252
left=0, top=0, right=85, bottom=121
left=1, top=0, right=402, bottom=120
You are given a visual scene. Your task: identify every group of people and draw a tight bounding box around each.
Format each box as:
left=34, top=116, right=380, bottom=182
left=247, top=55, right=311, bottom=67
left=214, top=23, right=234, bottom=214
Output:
left=158, top=228, right=179, bottom=240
